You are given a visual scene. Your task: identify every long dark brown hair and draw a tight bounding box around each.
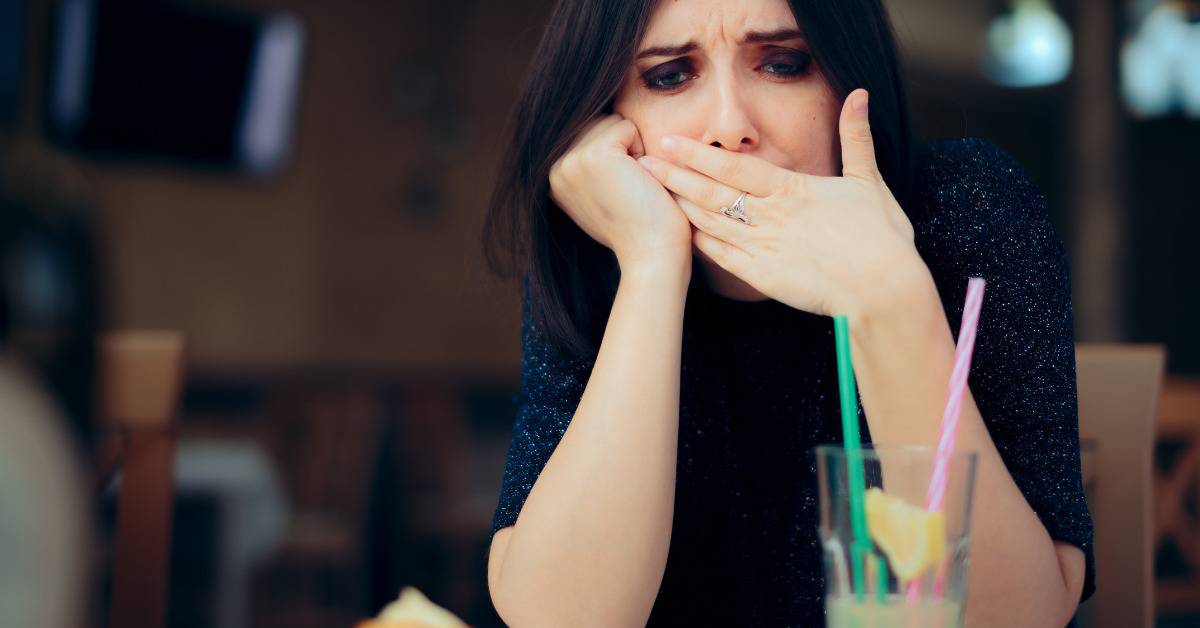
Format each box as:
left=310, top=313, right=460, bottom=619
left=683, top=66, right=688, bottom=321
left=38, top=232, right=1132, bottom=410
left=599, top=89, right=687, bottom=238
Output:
left=483, top=0, right=912, bottom=358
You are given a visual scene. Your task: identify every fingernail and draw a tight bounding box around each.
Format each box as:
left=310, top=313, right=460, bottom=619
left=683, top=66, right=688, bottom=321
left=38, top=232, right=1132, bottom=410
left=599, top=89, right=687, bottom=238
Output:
left=854, top=91, right=869, bottom=113
left=661, top=135, right=679, bottom=150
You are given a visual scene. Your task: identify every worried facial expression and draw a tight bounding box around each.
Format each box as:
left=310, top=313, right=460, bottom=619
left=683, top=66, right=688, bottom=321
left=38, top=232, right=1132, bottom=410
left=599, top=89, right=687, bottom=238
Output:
left=614, top=0, right=843, bottom=300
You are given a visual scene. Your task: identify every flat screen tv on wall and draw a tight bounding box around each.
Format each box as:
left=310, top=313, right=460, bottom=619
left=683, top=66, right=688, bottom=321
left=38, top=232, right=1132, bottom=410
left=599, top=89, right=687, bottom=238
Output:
left=45, top=0, right=305, bottom=175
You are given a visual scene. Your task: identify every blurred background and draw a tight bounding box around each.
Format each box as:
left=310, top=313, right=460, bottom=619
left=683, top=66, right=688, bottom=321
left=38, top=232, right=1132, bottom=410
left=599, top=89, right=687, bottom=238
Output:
left=0, top=0, right=1197, bottom=627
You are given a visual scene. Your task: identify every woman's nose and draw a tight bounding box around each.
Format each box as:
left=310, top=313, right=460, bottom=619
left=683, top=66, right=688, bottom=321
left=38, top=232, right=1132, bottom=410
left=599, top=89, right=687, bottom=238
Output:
left=699, top=74, right=759, bottom=151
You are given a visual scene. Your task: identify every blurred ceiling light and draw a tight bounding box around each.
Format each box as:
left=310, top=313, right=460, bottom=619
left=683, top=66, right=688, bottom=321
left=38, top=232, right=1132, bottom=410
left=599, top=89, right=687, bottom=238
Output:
left=1121, top=1, right=1200, bottom=118
left=985, top=0, right=1074, bottom=88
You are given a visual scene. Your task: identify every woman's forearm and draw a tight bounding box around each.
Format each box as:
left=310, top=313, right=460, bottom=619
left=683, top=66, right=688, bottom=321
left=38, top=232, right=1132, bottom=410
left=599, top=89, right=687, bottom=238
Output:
left=490, top=261, right=690, bottom=627
left=850, top=266, right=1083, bottom=627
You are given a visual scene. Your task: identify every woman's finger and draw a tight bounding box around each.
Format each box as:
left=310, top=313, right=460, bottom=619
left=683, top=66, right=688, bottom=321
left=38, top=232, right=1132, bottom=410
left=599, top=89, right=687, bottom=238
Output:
left=629, top=130, right=645, bottom=158
left=692, top=229, right=754, bottom=279
left=837, top=89, right=881, bottom=181
left=609, top=118, right=646, bottom=158
left=658, top=135, right=793, bottom=197
left=638, top=155, right=742, bottom=214
left=673, top=195, right=754, bottom=247
left=603, top=118, right=645, bottom=156
left=576, top=114, right=624, bottom=146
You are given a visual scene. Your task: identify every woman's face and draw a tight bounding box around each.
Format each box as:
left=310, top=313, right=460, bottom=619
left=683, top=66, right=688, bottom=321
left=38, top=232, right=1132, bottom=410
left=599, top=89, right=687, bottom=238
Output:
left=614, top=0, right=842, bottom=301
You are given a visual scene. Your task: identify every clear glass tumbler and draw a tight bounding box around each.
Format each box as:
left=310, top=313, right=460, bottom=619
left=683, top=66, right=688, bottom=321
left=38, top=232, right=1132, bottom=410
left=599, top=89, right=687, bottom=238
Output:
left=816, top=445, right=978, bottom=628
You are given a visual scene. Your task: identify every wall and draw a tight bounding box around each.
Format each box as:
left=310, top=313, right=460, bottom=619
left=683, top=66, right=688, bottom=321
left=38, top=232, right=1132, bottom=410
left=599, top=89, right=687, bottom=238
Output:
left=15, top=0, right=550, bottom=376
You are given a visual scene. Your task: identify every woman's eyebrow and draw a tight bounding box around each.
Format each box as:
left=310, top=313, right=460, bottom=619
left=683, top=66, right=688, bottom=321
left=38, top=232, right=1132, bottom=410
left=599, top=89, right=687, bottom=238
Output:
left=741, top=28, right=805, bottom=44
left=636, top=42, right=698, bottom=60
left=635, top=28, right=805, bottom=60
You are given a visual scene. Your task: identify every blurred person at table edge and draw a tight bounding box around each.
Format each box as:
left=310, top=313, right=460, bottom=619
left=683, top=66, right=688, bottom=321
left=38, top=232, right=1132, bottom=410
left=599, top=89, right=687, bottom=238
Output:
left=482, top=0, right=1093, bottom=626
left=0, top=177, right=95, bottom=627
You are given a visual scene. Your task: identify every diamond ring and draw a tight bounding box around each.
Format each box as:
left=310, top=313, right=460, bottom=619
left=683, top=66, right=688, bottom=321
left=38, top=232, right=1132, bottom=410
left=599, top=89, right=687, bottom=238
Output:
left=721, top=192, right=751, bottom=225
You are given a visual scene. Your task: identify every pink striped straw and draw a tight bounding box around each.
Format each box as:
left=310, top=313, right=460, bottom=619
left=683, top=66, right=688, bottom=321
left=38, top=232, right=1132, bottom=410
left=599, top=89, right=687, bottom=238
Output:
left=927, top=277, right=986, bottom=510
left=907, top=277, right=987, bottom=602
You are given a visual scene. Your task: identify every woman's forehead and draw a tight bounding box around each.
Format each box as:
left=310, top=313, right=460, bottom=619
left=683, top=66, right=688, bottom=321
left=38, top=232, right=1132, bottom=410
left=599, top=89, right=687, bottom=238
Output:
left=640, top=0, right=801, bottom=48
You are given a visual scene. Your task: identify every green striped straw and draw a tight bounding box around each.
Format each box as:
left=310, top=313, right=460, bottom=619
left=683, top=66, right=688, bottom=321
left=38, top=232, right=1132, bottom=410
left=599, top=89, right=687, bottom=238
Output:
left=833, top=315, right=877, bottom=602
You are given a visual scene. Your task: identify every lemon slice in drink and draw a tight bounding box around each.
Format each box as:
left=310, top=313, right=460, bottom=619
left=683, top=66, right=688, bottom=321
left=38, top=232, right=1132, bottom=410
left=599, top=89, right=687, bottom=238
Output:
left=864, top=488, right=946, bottom=583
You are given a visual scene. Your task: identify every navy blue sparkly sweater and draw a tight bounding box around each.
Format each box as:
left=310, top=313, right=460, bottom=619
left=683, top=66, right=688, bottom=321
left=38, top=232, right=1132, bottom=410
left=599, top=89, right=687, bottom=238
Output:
left=490, top=138, right=1096, bottom=626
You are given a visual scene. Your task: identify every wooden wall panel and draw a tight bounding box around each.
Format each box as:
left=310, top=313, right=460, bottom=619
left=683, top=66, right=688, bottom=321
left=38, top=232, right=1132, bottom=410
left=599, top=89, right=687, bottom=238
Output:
left=18, top=0, right=552, bottom=375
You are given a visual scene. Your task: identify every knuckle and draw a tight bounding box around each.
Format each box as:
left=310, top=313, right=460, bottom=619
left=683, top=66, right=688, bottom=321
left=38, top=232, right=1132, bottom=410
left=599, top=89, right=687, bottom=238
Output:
left=781, top=174, right=805, bottom=199
left=580, top=146, right=603, bottom=166
left=548, top=161, right=566, bottom=188
left=776, top=172, right=797, bottom=195
left=557, top=154, right=578, bottom=179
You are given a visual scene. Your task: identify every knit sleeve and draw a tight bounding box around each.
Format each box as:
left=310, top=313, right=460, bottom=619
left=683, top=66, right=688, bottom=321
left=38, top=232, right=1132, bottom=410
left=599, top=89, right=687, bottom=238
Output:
left=490, top=284, right=592, bottom=538
left=914, top=138, right=1096, bottom=603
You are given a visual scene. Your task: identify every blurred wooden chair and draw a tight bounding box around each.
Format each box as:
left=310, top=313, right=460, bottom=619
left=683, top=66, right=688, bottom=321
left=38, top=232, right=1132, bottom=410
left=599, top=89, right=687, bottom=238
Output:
left=97, top=331, right=186, bottom=628
left=1074, top=343, right=1166, bottom=628
left=1154, top=377, right=1200, bottom=614
left=251, top=381, right=386, bottom=628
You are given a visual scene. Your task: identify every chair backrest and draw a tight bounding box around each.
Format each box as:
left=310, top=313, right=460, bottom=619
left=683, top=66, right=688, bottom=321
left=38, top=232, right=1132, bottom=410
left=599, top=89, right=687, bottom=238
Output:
left=1074, top=343, right=1165, bottom=628
left=263, top=382, right=384, bottom=526
left=98, top=331, right=185, bottom=628
left=1154, top=377, right=1200, bottom=612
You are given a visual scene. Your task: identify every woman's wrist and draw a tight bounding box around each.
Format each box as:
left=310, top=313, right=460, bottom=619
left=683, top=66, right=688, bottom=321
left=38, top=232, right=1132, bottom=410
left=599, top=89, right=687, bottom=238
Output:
left=848, top=251, right=946, bottom=349
left=847, top=254, right=957, bottom=443
left=618, top=254, right=692, bottom=291
left=846, top=246, right=933, bottom=324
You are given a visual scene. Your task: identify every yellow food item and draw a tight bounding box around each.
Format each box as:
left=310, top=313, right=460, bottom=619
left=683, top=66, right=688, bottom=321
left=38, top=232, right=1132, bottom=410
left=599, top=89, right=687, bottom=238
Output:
left=357, top=587, right=469, bottom=628
left=864, top=488, right=946, bottom=583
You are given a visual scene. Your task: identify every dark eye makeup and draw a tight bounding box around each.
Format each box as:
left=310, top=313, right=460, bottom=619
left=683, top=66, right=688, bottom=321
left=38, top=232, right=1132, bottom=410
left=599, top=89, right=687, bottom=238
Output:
left=760, top=49, right=812, bottom=78
left=639, top=48, right=813, bottom=92
left=642, top=59, right=698, bottom=91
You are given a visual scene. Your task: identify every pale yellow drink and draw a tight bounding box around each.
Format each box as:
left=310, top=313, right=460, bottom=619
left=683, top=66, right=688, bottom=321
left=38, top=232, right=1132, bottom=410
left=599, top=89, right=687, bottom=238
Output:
left=826, top=595, right=961, bottom=628
left=817, top=446, right=977, bottom=628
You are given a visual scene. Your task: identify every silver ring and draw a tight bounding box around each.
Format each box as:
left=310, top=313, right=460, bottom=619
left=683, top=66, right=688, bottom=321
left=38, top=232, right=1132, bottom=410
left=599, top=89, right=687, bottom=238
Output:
left=721, top=192, right=751, bottom=225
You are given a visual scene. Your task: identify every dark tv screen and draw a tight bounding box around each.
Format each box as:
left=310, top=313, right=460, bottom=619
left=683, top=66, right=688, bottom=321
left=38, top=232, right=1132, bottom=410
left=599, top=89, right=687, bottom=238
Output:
left=0, top=0, right=23, bottom=128
left=46, top=0, right=304, bottom=174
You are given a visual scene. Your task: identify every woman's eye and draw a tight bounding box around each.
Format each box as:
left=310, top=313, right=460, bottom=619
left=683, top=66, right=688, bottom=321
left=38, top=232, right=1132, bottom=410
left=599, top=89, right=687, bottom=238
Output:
left=649, top=71, right=692, bottom=88
left=642, top=61, right=696, bottom=91
left=760, top=51, right=812, bottom=77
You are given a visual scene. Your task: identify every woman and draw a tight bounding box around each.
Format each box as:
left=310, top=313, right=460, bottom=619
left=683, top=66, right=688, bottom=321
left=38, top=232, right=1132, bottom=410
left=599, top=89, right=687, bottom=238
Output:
left=483, top=0, right=1094, bottom=626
